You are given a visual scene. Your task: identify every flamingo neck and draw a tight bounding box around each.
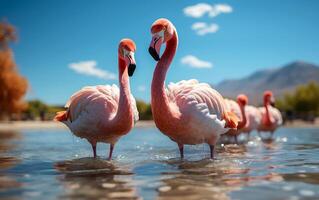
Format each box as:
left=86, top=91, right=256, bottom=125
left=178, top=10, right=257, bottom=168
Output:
left=237, top=104, right=247, bottom=129
left=112, top=58, right=133, bottom=128
left=264, top=100, right=272, bottom=126
left=151, top=31, right=180, bottom=124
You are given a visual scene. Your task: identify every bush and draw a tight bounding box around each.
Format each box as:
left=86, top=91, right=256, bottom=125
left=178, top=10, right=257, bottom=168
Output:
left=136, top=100, right=152, bottom=120
left=276, top=81, right=319, bottom=120
left=23, top=100, right=63, bottom=120
left=21, top=99, right=154, bottom=121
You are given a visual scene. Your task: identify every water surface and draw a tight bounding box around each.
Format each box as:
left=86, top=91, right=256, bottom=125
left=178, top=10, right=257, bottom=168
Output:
left=1, top=126, right=319, bottom=199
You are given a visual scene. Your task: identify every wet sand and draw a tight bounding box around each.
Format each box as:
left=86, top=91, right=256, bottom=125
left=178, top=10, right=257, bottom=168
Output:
left=0, top=120, right=156, bottom=131
left=284, top=119, right=319, bottom=128
left=0, top=119, right=318, bottom=131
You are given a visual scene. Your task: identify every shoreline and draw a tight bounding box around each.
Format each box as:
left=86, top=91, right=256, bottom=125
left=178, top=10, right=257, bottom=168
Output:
left=0, top=120, right=156, bottom=131
left=0, top=120, right=318, bottom=131
left=282, top=119, right=319, bottom=128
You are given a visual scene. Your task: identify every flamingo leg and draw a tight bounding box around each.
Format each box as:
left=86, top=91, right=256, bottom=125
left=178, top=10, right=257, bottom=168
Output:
left=234, top=135, right=238, bottom=144
left=257, top=131, right=262, bottom=139
left=108, top=144, right=114, bottom=160
left=270, top=132, right=274, bottom=139
left=209, top=145, right=215, bottom=159
left=91, top=143, right=97, bottom=158
left=178, top=144, right=184, bottom=159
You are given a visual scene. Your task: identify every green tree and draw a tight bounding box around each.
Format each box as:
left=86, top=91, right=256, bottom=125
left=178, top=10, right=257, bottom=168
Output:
left=24, top=100, right=48, bottom=120
left=276, top=81, right=319, bottom=119
left=24, top=100, right=63, bottom=120
left=136, top=100, right=152, bottom=120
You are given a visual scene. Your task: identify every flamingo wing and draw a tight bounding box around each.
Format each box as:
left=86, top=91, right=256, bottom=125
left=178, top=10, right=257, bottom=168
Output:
left=130, top=94, right=139, bottom=123
left=166, top=79, right=231, bottom=136
left=224, top=99, right=242, bottom=121
left=66, top=85, right=118, bottom=121
left=243, top=105, right=261, bottom=132
left=62, top=85, right=120, bottom=135
left=259, top=106, right=282, bottom=128
left=270, top=107, right=283, bottom=126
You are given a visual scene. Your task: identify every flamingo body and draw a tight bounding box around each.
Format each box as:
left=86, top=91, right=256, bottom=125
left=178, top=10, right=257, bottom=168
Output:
left=61, top=85, right=138, bottom=144
left=241, top=105, right=261, bottom=134
left=55, top=39, right=138, bottom=159
left=257, top=91, right=283, bottom=138
left=258, top=106, right=282, bottom=132
left=148, top=18, right=238, bottom=158
left=163, top=79, right=232, bottom=145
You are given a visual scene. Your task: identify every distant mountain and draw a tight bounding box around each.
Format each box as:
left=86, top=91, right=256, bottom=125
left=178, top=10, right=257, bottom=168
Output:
left=215, top=61, right=319, bottom=104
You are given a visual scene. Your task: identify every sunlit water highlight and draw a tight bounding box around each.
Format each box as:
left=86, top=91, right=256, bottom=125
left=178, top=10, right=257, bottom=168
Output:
left=1, top=126, right=319, bottom=199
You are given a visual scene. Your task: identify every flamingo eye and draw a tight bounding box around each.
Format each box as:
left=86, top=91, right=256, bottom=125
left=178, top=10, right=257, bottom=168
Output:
left=154, top=30, right=165, bottom=39
left=123, top=48, right=129, bottom=57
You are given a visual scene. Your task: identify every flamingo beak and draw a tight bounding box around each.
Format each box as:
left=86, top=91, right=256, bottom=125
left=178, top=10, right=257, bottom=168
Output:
left=148, top=33, right=163, bottom=61
left=125, top=52, right=136, bottom=77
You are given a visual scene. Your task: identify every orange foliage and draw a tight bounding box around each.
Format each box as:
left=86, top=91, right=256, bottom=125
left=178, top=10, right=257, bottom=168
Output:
left=0, top=21, right=28, bottom=119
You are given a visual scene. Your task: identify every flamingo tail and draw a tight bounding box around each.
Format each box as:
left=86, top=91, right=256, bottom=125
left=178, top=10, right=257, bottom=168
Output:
left=224, top=111, right=239, bottom=129
left=54, top=111, right=68, bottom=122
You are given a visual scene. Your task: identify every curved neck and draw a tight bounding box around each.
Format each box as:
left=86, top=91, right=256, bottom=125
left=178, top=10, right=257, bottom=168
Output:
left=151, top=31, right=180, bottom=123
left=264, top=100, right=272, bottom=125
left=237, top=104, right=247, bottom=129
left=112, top=58, right=133, bottom=126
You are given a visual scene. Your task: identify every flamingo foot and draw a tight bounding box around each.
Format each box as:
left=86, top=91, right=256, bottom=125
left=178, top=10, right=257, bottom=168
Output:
left=259, top=132, right=275, bottom=143
left=178, top=144, right=184, bottom=159
left=209, top=145, right=215, bottom=159
left=264, top=132, right=275, bottom=143
left=108, top=144, right=114, bottom=161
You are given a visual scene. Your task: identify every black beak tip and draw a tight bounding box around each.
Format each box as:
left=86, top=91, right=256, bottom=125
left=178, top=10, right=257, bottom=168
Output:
left=128, top=64, right=136, bottom=77
left=148, top=47, right=160, bottom=61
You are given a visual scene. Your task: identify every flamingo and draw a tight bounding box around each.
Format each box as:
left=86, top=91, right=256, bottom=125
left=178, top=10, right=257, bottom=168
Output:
left=257, top=91, right=283, bottom=138
left=222, top=94, right=248, bottom=143
left=54, top=39, right=139, bottom=160
left=148, top=18, right=239, bottom=159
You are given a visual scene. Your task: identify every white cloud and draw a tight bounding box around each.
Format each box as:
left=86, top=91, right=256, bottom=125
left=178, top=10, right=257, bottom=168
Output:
left=192, top=22, right=219, bottom=35
left=181, top=55, right=213, bottom=69
left=192, top=22, right=207, bottom=30
left=138, top=85, right=146, bottom=92
left=69, top=60, right=116, bottom=80
left=184, top=3, right=212, bottom=18
left=184, top=3, right=233, bottom=18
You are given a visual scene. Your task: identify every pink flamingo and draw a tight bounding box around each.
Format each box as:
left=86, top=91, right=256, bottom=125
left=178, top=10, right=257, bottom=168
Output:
left=223, top=94, right=248, bottom=143
left=257, top=91, right=283, bottom=138
left=54, top=39, right=139, bottom=160
left=148, top=18, right=238, bottom=159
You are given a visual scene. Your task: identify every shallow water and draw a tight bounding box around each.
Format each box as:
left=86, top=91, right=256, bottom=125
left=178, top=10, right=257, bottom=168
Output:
left=0, top=126, right=319, bottom=200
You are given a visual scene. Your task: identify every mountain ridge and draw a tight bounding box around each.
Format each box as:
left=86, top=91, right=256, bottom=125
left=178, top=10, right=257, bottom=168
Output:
left=215, top=61, right=319, bottom=104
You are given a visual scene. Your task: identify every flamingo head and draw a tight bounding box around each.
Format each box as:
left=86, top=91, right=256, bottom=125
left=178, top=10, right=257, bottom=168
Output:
left=263, top=90, right=275, bottom=105
left=119, top=38, right=136, bottom=77
left=148, top=18, right=175, bottom=61
left=237, top=94, right=248, bottom=107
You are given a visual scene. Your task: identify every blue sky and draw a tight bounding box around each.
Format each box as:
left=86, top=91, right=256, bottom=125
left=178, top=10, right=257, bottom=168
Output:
left=1, top=0, right=319, bottom=104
